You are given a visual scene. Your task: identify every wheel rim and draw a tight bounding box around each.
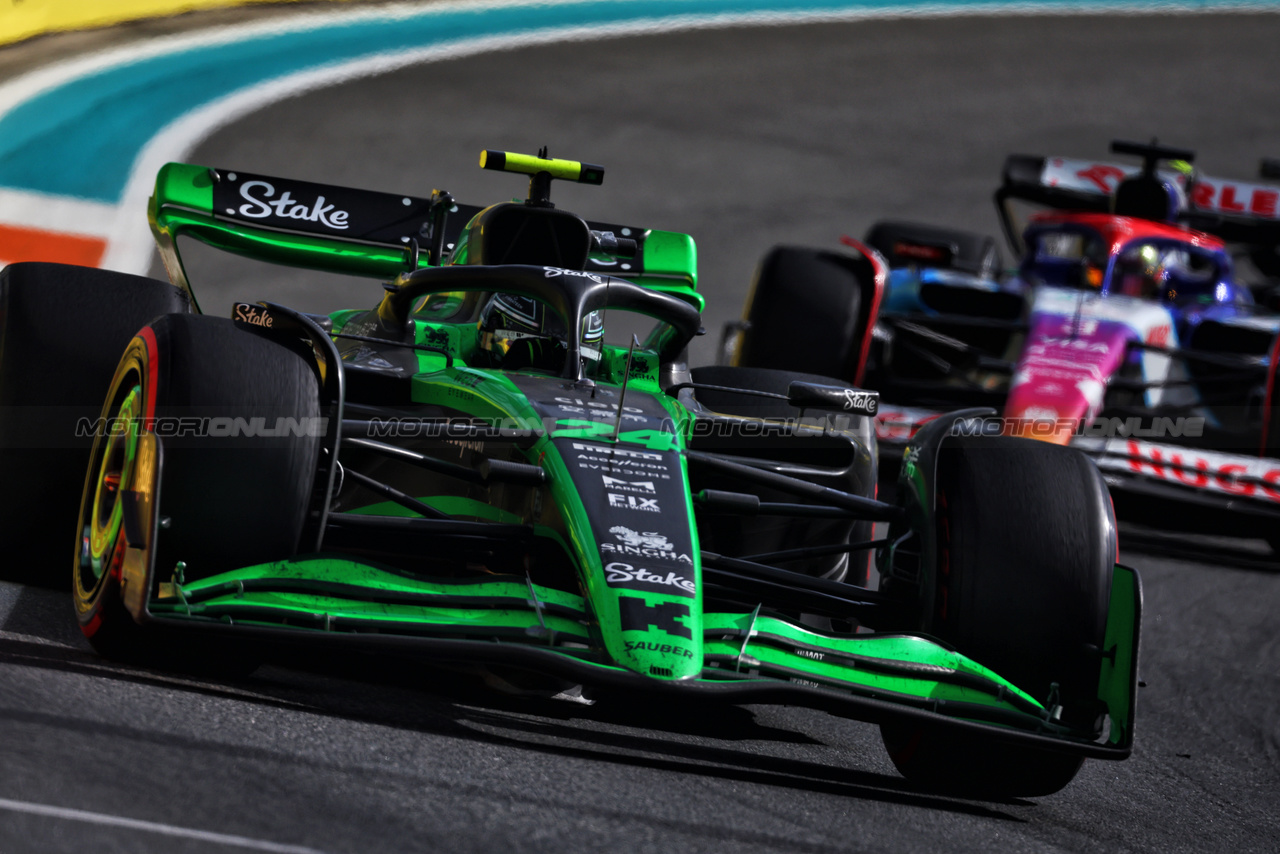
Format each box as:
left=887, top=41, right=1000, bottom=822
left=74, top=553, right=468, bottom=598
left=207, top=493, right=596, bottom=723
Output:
left=77, top=366, right=144, bottom=604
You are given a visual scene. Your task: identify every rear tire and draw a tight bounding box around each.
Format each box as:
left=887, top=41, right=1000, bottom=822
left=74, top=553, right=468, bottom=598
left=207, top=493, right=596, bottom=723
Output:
left=735, top=246, right=877, bottom=383
left=880, top=435, right=1116, bottom=797
left=0, top=263, right=190, bottom=588
left=74, top=314, right=321, bottom=673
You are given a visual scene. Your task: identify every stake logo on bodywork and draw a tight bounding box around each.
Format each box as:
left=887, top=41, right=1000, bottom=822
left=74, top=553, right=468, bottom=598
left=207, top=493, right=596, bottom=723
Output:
left=606, top=562, right=695, bottom=596
left=510, top=375, right=697, bottom=599
left=560, top=436, right=696, bottom=597
left=213, top=169, right=436, bottom=245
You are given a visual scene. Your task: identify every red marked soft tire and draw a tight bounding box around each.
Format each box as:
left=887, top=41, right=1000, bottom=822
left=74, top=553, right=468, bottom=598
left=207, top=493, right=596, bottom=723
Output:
left=74, top=314, right=320, bottom=672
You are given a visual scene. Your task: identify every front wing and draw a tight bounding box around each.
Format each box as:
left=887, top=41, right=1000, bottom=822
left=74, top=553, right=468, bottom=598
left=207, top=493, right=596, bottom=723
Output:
left=142, top=554, right=1141, bottom=761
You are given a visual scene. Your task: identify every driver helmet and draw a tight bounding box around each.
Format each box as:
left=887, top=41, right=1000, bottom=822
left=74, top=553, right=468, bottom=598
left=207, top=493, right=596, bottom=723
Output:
left=1114, top=244, right=1166, bottom=299
left=477, top=293, right=604, bottom=370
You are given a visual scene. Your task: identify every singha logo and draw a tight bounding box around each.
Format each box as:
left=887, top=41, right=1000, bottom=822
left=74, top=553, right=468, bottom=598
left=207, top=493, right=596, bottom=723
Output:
left=610, top=526, right=672, bottom=551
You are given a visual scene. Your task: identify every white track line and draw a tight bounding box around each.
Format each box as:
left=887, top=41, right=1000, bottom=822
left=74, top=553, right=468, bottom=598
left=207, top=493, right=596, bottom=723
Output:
left=3, top=0, right=1272, bottom=124
left=0, top=796, right=325, bottom=853
left=0, top=188, right=116, bottom=235
left=98, top=0, right=1280, bottom=273
left=9, top=0, right=1279, bottom=272
left=0, top=0, right=523, bottom=120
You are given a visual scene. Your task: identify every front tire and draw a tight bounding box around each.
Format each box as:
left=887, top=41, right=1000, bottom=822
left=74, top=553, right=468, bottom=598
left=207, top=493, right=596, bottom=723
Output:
left=74, top=314, right=321, bottom=671
left=881, top=435, right=1116, bottom=797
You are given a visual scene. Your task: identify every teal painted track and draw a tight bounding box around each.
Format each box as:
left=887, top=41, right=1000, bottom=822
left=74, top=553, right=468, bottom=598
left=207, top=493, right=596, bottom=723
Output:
left=1, top=9, right=1279, bottom=852
left=1, top=0, right=1276, bottom=203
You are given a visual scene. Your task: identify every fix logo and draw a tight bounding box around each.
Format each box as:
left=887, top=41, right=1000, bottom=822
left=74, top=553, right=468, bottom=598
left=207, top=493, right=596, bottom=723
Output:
left=618, top=596, right=692, bottom=639
left=608, top=494, right=659, bottom=512
left=602, top=475, right=655, bottom=494
left=605, top=562, right=695, bottom=596
left=234, top=180, right=350, bottom=230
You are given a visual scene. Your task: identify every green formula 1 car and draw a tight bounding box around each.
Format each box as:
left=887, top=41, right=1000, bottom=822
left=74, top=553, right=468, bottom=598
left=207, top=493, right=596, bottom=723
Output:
left=0, top=150, right=1139, bottom=797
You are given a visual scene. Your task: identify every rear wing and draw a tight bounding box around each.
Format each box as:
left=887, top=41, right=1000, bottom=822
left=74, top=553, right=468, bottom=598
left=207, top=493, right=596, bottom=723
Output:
left=994, top=153, right=1280, bottom=268
left=148, top=162, right=700, bottom=312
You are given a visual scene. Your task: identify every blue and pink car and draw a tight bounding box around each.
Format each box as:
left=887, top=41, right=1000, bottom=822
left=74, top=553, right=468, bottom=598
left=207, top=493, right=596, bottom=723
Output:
left=862, top=140, right=1280, bottom=546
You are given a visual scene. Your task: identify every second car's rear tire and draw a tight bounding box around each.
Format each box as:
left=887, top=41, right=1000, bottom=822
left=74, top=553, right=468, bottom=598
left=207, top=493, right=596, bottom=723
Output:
left=734, top=246, right=877, bottom=384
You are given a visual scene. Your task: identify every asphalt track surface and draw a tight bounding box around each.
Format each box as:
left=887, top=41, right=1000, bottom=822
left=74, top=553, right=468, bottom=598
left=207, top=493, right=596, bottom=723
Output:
left=3, top=10, right=1280, bottom=853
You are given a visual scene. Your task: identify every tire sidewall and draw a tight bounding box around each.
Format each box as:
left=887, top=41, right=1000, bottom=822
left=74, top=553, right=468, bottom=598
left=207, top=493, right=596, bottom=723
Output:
left=74, top=332, right=157, bottom=642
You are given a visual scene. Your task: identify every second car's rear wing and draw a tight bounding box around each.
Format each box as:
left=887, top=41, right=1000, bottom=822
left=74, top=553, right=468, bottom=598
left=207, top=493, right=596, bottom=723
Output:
left=995, top=149, right=1280, bottom=267
left=994, top=153, right=1185, bottom=253
left=148, top=162, right=700, bottom=312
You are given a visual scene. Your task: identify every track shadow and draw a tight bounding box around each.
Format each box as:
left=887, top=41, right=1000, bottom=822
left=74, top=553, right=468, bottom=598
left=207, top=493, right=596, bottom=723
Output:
left=0, top=581, right=87, bottom=649
left=0, top=619, right=1033, bottom=826
left=448, top=703, right=1033, bottom=822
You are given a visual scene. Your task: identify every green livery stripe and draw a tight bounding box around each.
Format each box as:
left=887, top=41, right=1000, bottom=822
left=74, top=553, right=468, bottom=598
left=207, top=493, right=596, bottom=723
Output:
left=701, top=612, right=1043, bottom=713
left=165, top=557, right=588, bottom=611
left=150, top=557, right=1136, bottom=749
left=151, top=559, right=591, bottom=642
left=151, top=602, right=591, bottom=642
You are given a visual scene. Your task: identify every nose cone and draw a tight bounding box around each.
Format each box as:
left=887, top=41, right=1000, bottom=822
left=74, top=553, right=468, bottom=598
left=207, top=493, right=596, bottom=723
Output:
left=1004, top=381, right=1099, bottom=445
left=1004, top=316, right=1131, bottom=445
